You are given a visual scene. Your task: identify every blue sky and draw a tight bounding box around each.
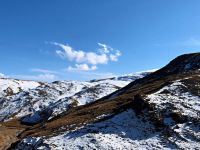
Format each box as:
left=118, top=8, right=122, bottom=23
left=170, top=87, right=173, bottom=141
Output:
left=0, top=0, right=200, bottom=81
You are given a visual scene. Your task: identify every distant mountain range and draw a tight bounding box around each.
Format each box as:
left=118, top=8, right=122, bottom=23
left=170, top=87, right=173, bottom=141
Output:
left=0, top=53, right=200, bottom=150
left=0, top=71, right=152, bottom=123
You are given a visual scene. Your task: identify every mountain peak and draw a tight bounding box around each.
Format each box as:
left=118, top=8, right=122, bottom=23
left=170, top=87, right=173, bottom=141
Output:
left=139, top=53, right=200, bottom=81
left=160, top=52, right=200, bottom=75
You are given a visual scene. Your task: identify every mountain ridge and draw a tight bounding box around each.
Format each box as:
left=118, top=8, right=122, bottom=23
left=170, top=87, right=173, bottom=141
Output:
left=0, top=53, right=200, bottom=150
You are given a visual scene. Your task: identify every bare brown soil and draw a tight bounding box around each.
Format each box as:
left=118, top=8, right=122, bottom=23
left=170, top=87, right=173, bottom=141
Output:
left=0, top=119, right=26, bottom=150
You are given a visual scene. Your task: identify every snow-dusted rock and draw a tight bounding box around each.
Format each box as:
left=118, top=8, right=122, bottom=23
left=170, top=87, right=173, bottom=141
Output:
left=0, top=78, right=41, bottom=97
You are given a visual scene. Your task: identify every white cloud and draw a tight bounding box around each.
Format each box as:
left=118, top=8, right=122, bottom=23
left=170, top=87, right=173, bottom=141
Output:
left=66, top=71, right=116, bottom=80
left=68, top=64, right=97, bottom=71
left=53, top=42, right=121, bottom=71
left=37, top=74, right=57, bottom=81
left=80, top=72, right=116, bottom=80
left=12, top=73, right=57, bottom=82
left=88, top=72, right=116, bottom=79
left=31, top=68, right=58, bottom=74
left=110, top=50, right=121, bottom=61
left=98, top=43, right=113, bottom=53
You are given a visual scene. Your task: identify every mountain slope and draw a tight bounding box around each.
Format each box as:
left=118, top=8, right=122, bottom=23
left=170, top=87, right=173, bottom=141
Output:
left=1, top=53, right=200, bottom=150
left=0, top=78, right=41, bottom=98
left=0, top=72, right=151, bottom=123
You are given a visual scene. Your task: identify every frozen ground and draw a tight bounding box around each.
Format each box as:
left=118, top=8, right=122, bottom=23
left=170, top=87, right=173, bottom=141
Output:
left=17, top=108, right=200, bottom=150
left=147, top=80, right=200, bottom=119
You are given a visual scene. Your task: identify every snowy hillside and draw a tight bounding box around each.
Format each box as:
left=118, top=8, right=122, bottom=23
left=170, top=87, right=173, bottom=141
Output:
left=17, top=109, right=200, bottom=150
left=0, top=78, right=41, bottom=98
left=11, top=53, right=200, bottom=150
left=1, top=53, right=199, bottom=150
left=0, top=72, right=151, bottom=122
left=16, top=75, right=200, bottom=150
left=147, top=80, right=200, bottom=119
left=16, top=109, right=169, bottom=150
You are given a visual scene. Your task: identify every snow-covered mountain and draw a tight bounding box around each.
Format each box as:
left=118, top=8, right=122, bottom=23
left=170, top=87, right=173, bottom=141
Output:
left=1, top=53, right=200, bottom=150
left=0, top=78, right=41, bottom=98
left=0, top=71, right=151, bottom=123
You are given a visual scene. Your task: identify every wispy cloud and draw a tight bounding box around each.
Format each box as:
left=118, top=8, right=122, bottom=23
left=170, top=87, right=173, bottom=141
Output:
left=0, top=68, right=58, bottom=82
left=53, top=42, right=121, bottom=71
left=68, top=71, right=116, bottom=80
left=11, top=73, right=57, bottom=82
left=1, top=69, right=118, bottom=81
left=86, top=72, right=116, bottom=79
left=31, top=68, right=58, bottom=74
left=0, top=42, right=121, bottom=81
left=68, top=64, right=97, bottom=71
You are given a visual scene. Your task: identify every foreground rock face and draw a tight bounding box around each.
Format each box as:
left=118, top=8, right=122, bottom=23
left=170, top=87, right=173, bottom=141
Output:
left=1, top=53, right=200, bottom=149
